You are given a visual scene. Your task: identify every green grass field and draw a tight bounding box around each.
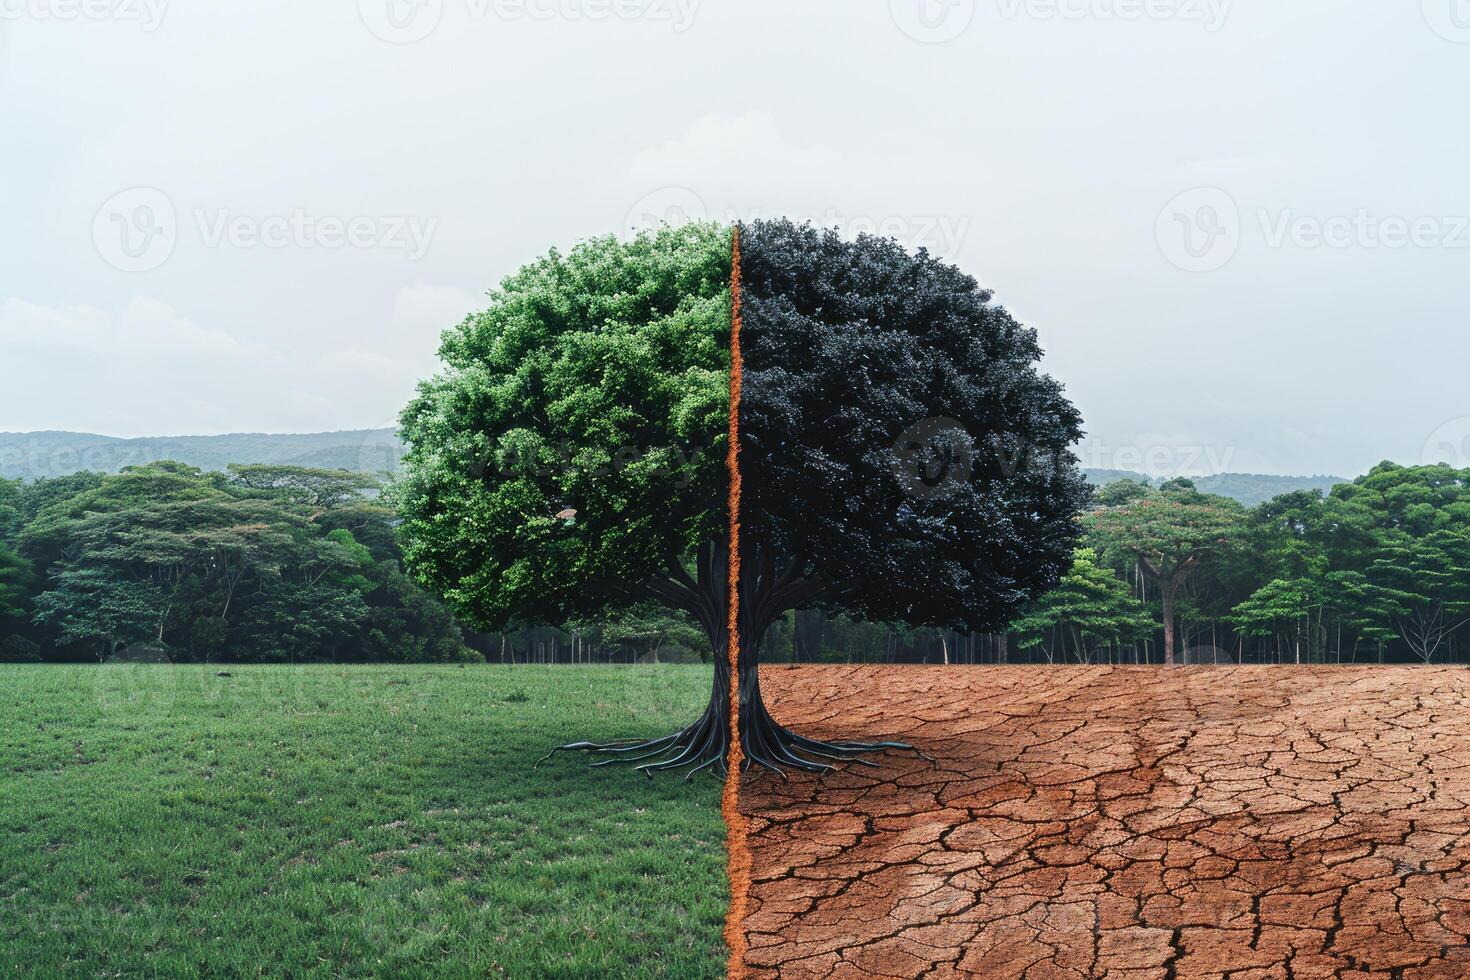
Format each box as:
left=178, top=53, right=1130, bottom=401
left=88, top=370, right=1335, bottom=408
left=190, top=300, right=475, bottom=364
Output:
left=0, top=664, right=727, bottom=978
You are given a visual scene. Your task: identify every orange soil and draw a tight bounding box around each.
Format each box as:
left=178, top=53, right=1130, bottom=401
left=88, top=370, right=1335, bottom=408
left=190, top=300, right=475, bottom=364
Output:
left=724, top=225, right=751, bottom=978
left=738, top=665, right=1470, bottom=979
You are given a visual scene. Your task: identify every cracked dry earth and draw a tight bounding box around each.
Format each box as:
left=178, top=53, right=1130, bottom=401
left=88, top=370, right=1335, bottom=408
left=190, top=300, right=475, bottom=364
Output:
left=739, top=666, right=1470, bottom=979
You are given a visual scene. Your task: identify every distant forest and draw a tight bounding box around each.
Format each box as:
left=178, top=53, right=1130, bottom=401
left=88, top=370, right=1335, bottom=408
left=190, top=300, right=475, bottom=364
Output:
left=3, top=432, right=1466, bottom=668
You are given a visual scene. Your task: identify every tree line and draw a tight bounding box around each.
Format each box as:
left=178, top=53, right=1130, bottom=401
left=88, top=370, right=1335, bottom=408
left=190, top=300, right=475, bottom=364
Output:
left=0, top=463, right=472, bottom=664
left=0, top=462, right=717, bottom=665
left=4, top=459, right=1468, bottom=667
left=461, top=461, right=1470, bottom=669
left=780, top=461, right=1470, bottom=667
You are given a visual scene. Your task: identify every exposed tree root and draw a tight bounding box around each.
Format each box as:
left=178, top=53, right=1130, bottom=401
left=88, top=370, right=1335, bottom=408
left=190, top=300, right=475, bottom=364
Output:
left=552, top=695, right=919, bottom=780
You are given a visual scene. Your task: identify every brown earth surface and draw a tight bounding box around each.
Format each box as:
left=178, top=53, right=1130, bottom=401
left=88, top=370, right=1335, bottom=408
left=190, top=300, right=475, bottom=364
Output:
left=739, top=665, right=1470, bottom=979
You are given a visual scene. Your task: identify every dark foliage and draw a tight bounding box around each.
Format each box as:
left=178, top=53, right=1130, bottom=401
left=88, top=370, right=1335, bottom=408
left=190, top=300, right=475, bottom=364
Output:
left=738, top=219, right=1092, bottom=633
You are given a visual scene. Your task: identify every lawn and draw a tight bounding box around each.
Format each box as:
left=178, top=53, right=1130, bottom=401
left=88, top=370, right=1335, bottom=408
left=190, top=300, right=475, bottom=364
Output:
left=0, top=663, right=727, bottom=978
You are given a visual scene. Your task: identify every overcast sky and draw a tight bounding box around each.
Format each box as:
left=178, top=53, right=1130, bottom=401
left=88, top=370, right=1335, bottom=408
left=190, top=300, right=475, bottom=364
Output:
left=2, top=1, right=1468, bottom=477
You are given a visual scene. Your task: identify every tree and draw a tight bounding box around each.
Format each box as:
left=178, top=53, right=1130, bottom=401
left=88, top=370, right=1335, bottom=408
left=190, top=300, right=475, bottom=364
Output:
left=1084, top=481, right=1241, bottom=665
left=597, top=603, right=706, bottom=663
left=0, top=478, right=22, bottom=540
left=0, top=479, right=33, bottom=627
left=226, top=464, right=379, bottom=510
left=1095, top=478, right=1151, bottom=507
left=1335, top=464, right=1470, bottom=662
left=17, top=462, right=467, bottom=663
left=397, top=220, right=1090, bottom=775
left=1011, top=548, right=1153, bottom=662
left=31, top=568, right=162, bottom=657
left=0, top=543, right=32, bottom=625
left=1227, top=576, right=1320, bottom=664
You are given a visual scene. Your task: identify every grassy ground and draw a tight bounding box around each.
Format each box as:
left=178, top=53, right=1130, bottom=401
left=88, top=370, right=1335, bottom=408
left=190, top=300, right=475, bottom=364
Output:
left=0, top=663, right=727, bottom=978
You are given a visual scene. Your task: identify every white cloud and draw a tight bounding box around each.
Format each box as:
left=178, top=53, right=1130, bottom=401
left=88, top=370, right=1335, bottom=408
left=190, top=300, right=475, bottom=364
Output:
left=319, top=282, right=479, bottom=409
left=0, top=284, right=477, bottom=438
left=2, top=5, right=1465, bottom=476
left=630, top=111, right=850, bottom=195
left=0, top=297, right=289, bottom=435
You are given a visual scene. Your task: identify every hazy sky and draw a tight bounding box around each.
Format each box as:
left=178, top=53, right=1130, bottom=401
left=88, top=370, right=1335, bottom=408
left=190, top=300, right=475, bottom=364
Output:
left=2, top=1, right=1468, bottom=478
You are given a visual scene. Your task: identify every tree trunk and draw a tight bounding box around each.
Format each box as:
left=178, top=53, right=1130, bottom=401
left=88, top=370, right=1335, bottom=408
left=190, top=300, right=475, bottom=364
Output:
left=1160, top=585, right=1177, bottom=666
left=552, top=536, right=915, bottom=777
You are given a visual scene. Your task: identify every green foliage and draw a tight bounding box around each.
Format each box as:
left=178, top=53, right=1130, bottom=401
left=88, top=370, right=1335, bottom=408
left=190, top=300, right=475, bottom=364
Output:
left=591, top=604, right=707, bottom=663
left=1084, top=482, right=1244, bottom=662
left=1085, top=483, right=1243, bottom=580
left=1085, top=472, right=1348, bottom=507
left=1227, top=576, right=1319, bottom=643
left=395, top=224, right=732, bottom=632
left=1012, top=548, right=1153, bottom=661
left=227, top=464, right=380, bottom=509
left=1095, top=478, right=1151, bottom=507
left=8, top=462, right=470, bottom=663
left=0, top=635, right=40, bottom=662
left=31, top=569, right=163, bottom=655
left=1343, top=463, right=1470, bottom=660
left=0, top=543, right=32, bottom=624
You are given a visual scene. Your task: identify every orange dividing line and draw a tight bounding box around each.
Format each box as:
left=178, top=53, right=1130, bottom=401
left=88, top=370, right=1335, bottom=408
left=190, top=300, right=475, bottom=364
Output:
left=723, top=224, right=751, bottom=979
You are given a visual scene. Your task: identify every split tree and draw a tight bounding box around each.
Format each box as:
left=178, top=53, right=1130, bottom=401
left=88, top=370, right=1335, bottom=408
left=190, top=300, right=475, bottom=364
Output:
left=395, top=219, right=1090, bottom=775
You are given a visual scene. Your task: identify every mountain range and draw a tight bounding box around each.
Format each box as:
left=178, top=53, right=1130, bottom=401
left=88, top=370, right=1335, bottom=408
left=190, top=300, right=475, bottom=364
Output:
left=0, top=430, right=1347, bottom=506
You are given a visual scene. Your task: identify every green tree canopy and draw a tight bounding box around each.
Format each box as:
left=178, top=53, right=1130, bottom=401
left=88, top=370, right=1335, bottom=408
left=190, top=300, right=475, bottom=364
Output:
left=397, top=221, right=1090, bottom=776
left=14, top=462, right=469, bottom=663
left=1011, top=548, right=1153, bottom=662
left=395, top=223, right=732, bottom=633
left=1084, top=481, right=1243, bottom=664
